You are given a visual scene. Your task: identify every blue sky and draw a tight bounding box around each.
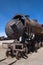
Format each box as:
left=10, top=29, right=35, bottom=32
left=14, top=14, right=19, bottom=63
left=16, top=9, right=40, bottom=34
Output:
left=0, top=0, right=43, bottom=36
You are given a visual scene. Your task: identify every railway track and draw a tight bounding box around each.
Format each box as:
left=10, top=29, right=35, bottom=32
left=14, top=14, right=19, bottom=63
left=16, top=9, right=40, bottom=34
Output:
left=0, top=57, right=18, bottom=65
left=0, top=45, right=18, bottom=65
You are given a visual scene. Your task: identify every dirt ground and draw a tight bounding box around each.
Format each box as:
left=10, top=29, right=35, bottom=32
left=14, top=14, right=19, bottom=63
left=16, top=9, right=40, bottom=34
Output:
left=0, top=41, right=43, bottom=65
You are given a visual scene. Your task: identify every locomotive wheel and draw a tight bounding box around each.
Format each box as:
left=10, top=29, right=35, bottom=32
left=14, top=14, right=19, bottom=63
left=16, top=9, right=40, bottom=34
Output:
left=38, top=42, right=41, bottom=48
left=35, top=42, right=39, bottom=49
left=42, top=42, right=43, bottom=46
left=16, top=51, right=21, bottom=60
left=40, top=42, right=42, bottom=47
left=6, top=51, right=9, bottom=57
left=25, top=46, right=28, bottom=54
left=10, top=49, right=14, bottom=57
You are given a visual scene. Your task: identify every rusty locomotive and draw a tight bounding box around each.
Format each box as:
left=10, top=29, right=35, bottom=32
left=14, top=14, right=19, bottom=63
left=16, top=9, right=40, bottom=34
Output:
left=5, top=14, right=43, bottom=59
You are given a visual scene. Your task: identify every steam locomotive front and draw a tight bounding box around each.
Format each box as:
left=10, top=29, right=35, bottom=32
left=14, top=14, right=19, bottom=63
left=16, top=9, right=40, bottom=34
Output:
left=5, top=14, right=25, bottom=39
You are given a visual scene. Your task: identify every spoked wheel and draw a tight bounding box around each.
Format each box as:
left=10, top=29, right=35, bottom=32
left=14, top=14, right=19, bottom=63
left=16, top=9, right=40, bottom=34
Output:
left=10, top=46, right=14, bottom=57
left=41, top=42, right=43, bottom=47
left=23, top=44, right=28, bottom=54
left=25, top=46, right=28, bottom=54
left=10, top=49, right=14, bottom=57
left=16, top=51, right=21, bottom=60
left=35, top=42, right=39, bottom=49
left=38, top=42, right=41, bottom=48
left=6, top=51, right=9, bottom=57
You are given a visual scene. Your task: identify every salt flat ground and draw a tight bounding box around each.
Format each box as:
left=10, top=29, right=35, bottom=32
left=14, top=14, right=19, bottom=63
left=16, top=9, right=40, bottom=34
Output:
left=0, top=40, right=43, bottom=65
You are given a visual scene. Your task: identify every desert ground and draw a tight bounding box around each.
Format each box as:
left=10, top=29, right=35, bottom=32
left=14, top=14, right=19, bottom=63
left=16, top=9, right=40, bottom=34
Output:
left=0, top=40, right=43, bottom=65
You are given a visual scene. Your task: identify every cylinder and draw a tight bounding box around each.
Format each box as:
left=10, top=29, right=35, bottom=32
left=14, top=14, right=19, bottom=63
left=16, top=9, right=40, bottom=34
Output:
left=5, top=15, right=25, bottom=39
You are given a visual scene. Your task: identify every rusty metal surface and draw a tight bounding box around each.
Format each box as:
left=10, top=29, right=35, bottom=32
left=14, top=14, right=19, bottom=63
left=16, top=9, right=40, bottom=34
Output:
left=5, top=14, right=43, bottom=39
